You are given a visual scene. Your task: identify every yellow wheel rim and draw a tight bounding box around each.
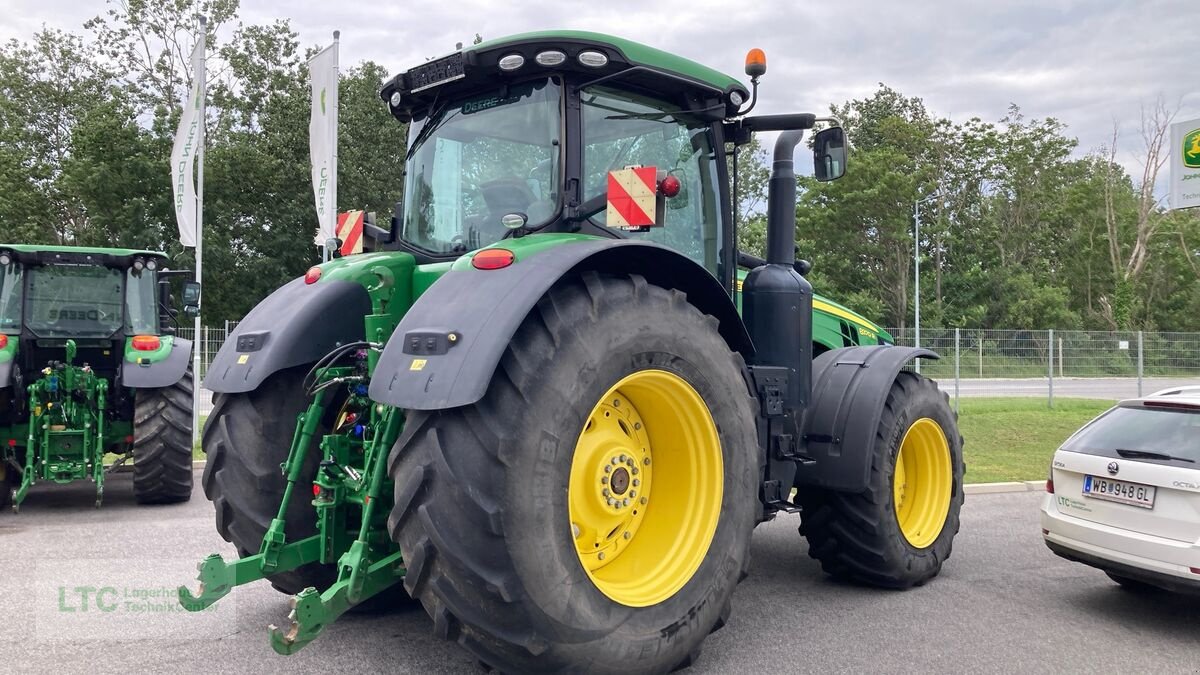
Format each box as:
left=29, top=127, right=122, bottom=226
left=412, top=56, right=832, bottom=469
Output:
left=893, top=418, right=952, bottom=549
left=568, top=369, right=722, bottom=607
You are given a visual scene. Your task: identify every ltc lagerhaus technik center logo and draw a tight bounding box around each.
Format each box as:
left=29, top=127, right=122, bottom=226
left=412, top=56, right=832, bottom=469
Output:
left=1185, top=127, right=1200, bottom=169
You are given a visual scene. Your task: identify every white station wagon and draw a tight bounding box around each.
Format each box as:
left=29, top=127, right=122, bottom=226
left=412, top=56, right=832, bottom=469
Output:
left=1041, top=386, right=1200, bottom=592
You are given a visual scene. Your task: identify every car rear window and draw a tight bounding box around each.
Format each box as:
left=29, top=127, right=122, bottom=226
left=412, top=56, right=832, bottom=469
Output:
left=1061, top=405, right=1200, bottom=465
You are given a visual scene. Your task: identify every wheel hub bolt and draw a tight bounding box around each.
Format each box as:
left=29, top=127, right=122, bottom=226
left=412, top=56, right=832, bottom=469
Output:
left=629, top=490, right=636, bottom=498
left=604, top=465, right=611, bottom=473
left=632, top=479, right=640, bottom=487
left=644, top=458, right=651, bottom=466
left=640, top=497, right=648, bottom=504
left=622, top=498, right=630, bottom=507
left=602, top=488, right=610, bottom=497
left=601, top=476, right=608, bottom=484
left=598, top=552, right=605, bottom=560
left=631, top=467, right=639, bottom=475
left=634, top=422, right=641, bottom=430
left=623, top=531, right=631, bottom=540
left=611, top=457, right=619, bottom=465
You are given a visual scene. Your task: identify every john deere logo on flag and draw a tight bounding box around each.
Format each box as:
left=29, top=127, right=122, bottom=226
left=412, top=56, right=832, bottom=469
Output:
left=1185, top=128, right=1200, bottom=169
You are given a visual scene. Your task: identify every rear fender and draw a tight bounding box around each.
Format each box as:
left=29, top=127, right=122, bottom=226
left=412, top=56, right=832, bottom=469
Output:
left=123, top=337, right=194, bottom=389
left=796, top=345, right=939, bottom=492
left=368, top=238, right=751, bottom=411
left=203, top=278, right=371, bottom=394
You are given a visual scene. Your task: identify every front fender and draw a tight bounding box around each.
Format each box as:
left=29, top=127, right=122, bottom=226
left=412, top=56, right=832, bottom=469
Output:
left=369, top=238, right=751, bottom=411
left=796, top=345, right=939, bottom=492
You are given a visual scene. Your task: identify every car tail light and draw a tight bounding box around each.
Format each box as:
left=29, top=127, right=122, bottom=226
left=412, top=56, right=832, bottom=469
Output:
left=1191, top=567, right=1200, bottom=575
left=1143, top=400, right=1200, bottom=411
left=131, top=335, right=161, bottom=351
left=1046, top=478, right=1054, bottom=494
left=472, top=249, right=515, bottom=270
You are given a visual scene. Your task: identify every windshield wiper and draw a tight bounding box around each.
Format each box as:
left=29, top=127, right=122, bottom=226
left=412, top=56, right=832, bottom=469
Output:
left=405, top=102, right=458, bottom=162
left=1115, top=448, right=1195, bottom=463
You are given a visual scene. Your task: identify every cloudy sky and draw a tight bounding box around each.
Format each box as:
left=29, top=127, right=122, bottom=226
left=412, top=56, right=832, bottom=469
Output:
left=2, top=0, right=1197, bottom=177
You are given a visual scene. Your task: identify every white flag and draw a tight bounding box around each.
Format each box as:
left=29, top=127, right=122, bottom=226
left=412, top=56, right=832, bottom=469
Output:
left=170, top=36, right=205, bottom=248
left=309, top=41, right=338, bottom=245
left=1170, top=117, right=1200, bottom=211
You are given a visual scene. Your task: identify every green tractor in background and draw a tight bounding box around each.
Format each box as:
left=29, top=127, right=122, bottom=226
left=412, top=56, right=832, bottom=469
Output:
left=182, top=32, right=963, bottom=672
left=0, top=245, right=199, bottom=511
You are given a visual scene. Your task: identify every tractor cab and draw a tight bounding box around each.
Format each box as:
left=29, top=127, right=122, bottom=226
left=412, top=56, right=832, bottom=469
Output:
left=380, top=31, right=843, bottom=286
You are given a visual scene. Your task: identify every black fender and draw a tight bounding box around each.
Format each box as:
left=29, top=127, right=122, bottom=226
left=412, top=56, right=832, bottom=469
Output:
left=122, top=337, right=194, bottom=389
left=369, top=239, right=752, bottom=411
left=795, top=345, right=939, bottom=492
left=204, top=277, right=371, bottom=394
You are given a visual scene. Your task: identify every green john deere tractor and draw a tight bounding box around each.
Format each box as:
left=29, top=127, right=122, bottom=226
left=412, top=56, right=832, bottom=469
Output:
left=0, top=246, right=199, bottom=511
left=182, top=31, right=964, bottom=672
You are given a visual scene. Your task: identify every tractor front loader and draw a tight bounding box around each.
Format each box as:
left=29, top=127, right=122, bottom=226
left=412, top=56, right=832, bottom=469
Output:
left=183, top=32, right=964, bottom=673
left=0, top=246, right=199, bottom=511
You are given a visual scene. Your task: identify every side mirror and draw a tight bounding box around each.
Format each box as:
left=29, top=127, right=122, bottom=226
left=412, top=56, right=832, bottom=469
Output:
left=181, top=281, right=201, bottom=317
left=813, top=127, right=847, bottom=182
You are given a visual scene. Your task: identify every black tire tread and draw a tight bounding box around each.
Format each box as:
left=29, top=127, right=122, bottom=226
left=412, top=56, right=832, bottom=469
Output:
left=132, top=369, right=194, bottom=504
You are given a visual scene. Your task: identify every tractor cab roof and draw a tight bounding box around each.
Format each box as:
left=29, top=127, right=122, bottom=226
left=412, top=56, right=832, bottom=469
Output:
left=0, top=244, right=168, bottom=269
left=381, top=30, right=750, bottom=123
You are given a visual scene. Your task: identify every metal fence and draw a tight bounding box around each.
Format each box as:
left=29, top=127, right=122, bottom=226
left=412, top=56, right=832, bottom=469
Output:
left=183, top=324, right=1200, bottom=420
left=887, top=328, right=1200, bottom=408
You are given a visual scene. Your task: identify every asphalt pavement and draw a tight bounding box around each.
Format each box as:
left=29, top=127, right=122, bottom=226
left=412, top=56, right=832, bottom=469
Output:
left=1, top=471, right=1197, bottom=674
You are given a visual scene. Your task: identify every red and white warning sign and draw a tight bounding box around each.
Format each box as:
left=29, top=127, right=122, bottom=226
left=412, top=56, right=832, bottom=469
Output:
left=336, top=210, right=364, bottom=256
left=606, top=166, right=659, bottom=229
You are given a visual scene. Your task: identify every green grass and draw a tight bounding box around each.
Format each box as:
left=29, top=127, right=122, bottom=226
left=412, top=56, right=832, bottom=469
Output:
left=193, top=415, right=207, bottom=459
left=958, top=397, right=1114, bottom=483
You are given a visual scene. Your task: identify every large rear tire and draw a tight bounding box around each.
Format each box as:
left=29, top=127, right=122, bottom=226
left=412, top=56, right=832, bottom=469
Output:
left=798, top=371, right=964, bottom=588
left=201, top=367, right=334, bottom=594
left=132, top=370, right=194, bottom=504
left=387, top=273, right=759, bottom=673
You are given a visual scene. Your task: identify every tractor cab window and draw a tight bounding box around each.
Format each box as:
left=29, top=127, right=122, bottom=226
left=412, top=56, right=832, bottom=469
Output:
left=0, top=262, right=21, bottom=333
left=125, top=270, right=158, bottom=335
left=581, top=87, right=723, bottom=275
left=24, top=265, right=124, bottom=338
left=402, top=78, right=562, bottom=255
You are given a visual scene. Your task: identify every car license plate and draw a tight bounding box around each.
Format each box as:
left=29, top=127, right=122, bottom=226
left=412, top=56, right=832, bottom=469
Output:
left=1083, top=475, right=1156, bottom=509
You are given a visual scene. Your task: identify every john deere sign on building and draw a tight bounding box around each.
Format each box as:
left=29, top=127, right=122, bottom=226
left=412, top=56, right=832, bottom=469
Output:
left=1171, top=117, right=1200, bottom=210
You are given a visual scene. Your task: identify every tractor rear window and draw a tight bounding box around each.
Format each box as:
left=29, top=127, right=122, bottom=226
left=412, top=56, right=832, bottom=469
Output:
left=401, top=78, right=561, bottom=255
left=0, top=262, right=21, bottom=333
left=25, top=265, right=124, bottom=338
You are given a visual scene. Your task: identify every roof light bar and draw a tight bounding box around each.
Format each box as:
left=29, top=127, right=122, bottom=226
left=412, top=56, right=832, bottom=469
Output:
left=498, top=53, right=525, bottom=71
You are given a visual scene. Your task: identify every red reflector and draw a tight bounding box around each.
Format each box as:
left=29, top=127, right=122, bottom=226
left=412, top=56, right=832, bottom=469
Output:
left=7, top=439, right=15, bottom=447
left=0, top=334, right=7, bottom=349
left=472, top=249, right=515, bottom=270
left=1191, top=567, right=1200, bottom=575
left=304, top=266, right=323, bottom=284
left=124, top=435, right=134, bottom=444
left=312, top=484, right=321, bottom=497
left=659, top=174, right=681, bottom=197
left=1143, top=401, right=1200, bottom=411
left=1046, top=479, right=1054, bottom=494
left=131, top=335, right=161, bottom=351
left=1042, top=529, right=1049, bottom=536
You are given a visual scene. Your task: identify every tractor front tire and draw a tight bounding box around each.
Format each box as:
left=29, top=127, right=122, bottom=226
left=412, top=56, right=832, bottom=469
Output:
left=799, top=371, right=964, bottom=588
left=387, top=273, right=759, bottom=673
left=201, top=368, right=334, bottom=594
left=132, top=370, right=194, bottom=504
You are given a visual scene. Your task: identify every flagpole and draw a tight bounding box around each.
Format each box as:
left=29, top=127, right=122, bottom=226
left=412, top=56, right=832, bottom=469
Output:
left=192, top=15, right=207, bottom=449
left=326, top=30, right=340, bottom=262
